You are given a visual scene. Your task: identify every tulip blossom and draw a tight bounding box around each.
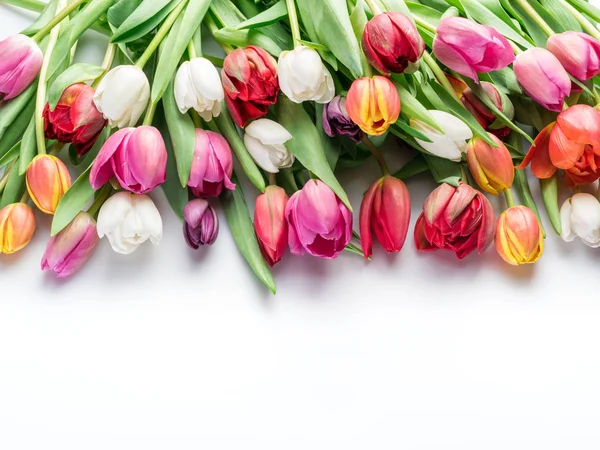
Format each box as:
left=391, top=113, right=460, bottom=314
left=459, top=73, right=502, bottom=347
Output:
left=461, top=82, right=514, bottom=138
left=322, top=95, right=364, bottom=142
left=466, top=133, right=515, bottom=195
left=285, top=180, right=352, bottom=259
left=346, top=76, right=400, bottom=136
left=360, top=176, right=411, bottom=259
left=411, top=110, right=472, bottom=161
left=0, top=203, right=36, bottom=254
left=560, top=194, right=600, bottom=247
left=41, top=212, right=99, bottom=278
left=43, top=83, right=107, bottom=156
left=93, top=65, right=150, bottom=128
left=415, top=183, right=496, bottom=259
left=547, top=31, right=600, bottom=81
left=188, top=129, right=235, bottom=198
left=174, top=57, right=224, bottom=120
left=254, top=186, right=289, bottom=266
left=222, top=46, right=279, bottom=128
left=495, top=206, right=544, bottom=266
left=96, top=192, right=162, bottom=254
left=26, top=155, right=72, bottom=215
left=243, top=119, right=293, bottom=173
left=433, top=17, right=515, bottom=81
left=362, top=12, right=425, bottom=75
left=0, top=34, right=43, bottom=100
left=90, top=126, right=167, bottom=194
left=278, top=45, right=335, bottom=104
left=183, top=199, right=219, bottom=249
left=513, top=48, right=571, bottom=112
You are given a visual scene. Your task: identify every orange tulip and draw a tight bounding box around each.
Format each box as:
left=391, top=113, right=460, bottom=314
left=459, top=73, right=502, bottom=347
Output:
left=495, top=206, right=544, bottom=266
left=467, top=133, right=515, bottom=195
left=346, top=76, right=400, bottom=136
left=26, top=154, right=71, bottom=214
left=0, top=203, right=36, bottom=254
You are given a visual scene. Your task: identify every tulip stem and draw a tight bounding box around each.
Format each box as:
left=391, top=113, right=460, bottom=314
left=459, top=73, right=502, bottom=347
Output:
left=188, top=40, right=197, bottom=59
left=362, top=137, right=389, bottom=176
left=143, top=101, right=158, bottom=126
left=91, top=43, right=117, bottom=89
left=364, top=0, right=384, bottom=15
left=269, top=173, right=277, bottom=186
left=87, top=184, right=112, bottom=218
left=423, top=52, right=461, bottom=103
left=31, top=0, right=86, bottom=42
left=285, top=0, right=302, bottom=48
left=204, top=14, right=235, bottom=55
left=514, top=0, right=555, bottom=37
left=504, top=189, right=516, bottom=209
left=559, top=0, right=600, bottom=42
left=413, top=15, right=437, bottom=35
left=20, top=191, right=30, bottom=204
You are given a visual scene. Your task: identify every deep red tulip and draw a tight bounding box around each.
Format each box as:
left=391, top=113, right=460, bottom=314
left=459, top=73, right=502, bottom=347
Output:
left=461, top=82, right=513, bottom=139
left=254, top=186, right=289, bottom=266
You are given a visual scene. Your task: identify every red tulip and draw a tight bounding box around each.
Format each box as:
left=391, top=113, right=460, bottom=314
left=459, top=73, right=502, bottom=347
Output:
left=254, top=186, right=289, bottom=266
left=461, top=82, right=513, bottom=139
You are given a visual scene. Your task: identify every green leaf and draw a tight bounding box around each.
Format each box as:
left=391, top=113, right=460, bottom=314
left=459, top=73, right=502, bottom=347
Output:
left=379, top=0, right=413, bottom=16
left=51, top=166, right=96, bottom=236
left=395, top=81, right=442, bottom=133
left=297, top=40, right=329, bottom=52
left=234, top=0, right=293, bottom=50
left=111, top=0, right=178, bottom=43
left=485, top=67, right=522, bottom=95
left=0, top=143, right=20, bottom=169
left=392, top=154, right=429, bottom=180
left=514, top=169, right=545, bottom=237
left=501, top=0, right=552, bottom=47
left=0, top=160, right=25, bottom=208
left=540, top=0, right=581, bottom=31
left=236, top=0, right=287, bottom=29
left=74, top=126, right=111, bottom=169
left=0, top=97, right=35, bottom=159
left=18, top=117, right=37, bottom=176
left=21, top=0, right=59, bottom=36
left=107, top=0, right=144, bottom=28
left=392, top=120, right=433, bottom=142
left=406, top=2, right=444, bottom=27
left=47, top=64, right=105, bottom=110
left=213, top=28, right=284, bottom=56
left=566, top=0, right=600, bottom=23
left=0, top=83, right=36, bottom=142
left=540, top=175, right=561, bottom=235
left=209, top=0, right=246, bottom=26
left=221, top=174, right=276, bottom=294
left=425, top=155, right=462, bottom=186
left=316, top=104, right=341, bottom=170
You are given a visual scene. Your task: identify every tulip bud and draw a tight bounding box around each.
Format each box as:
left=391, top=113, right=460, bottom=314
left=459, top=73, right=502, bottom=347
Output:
left=513, top=48, right=571, bottom=112
left=93, top=65, right=150, bottom=128
left=362, top=12, right=425, bottom=75
left=462, top=82, right=514, bottom=138
left=495, top=206, right=544, bottom=266
left=222, top=46, right=279, bottom=128
left=174, top=57, right=224, bottom=120
left=360, top=176, right=411, bottom=259
left=346, top=76, right=400, bottom=136
left=433, top=17, right=515, bottom=81
left=278, top=45, right=335, bottom=104
left=322, top=95, right=364, bottom=142
left=547, top=31, right=600, bottom=81
left=188, top=130, right=236, bottom=198
left=183, top=199, right=219, bottom=249
left=43, top=83, right=107, bottom=156
left=466, top=133, right=515, bottom=195
left=0, top=203, right=36, bottom=254
left=410, top=110, right=472, bottom=161
left=0, top=34, right=43, bottom=100
left=254, top=186, right=289, bottom=266
left=243, top=119, right=294, bottom=173
left=26, top=155, right=72, bottom=215
left=90, top=126, right=167, bottom=194
left=41, top=212, right=99, bottom=278
left=560, top=193, right=600, bottom=247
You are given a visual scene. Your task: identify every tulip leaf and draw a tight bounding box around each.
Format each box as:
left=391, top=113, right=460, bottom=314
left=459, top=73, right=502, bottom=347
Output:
left=107, top=0, right=144, bottom=28
left=406, top=2, right=444, bottom=27
left=275, top=96, right=352, bottom=211
left=213, top=28, right=284, bottom=57
left=236, top=0, right=287, bottom=29
left=418, top=0, right=451, bottom=10
left=540, top=175, right=561, bottom=235
left=70, top=126, right=111, bottom=168
left=0, top=83, right=36, bottom=143
left=111, top=0, right=179, bottom=44
left=18, top=117, right=37, bottom=176
left=392, top=120, right=433, bottom=143
left=424, top=155, right=462, bottom=187
left=485, top=67, right=522, bottom=96
left=209, top=0, right=247, bottom=26
left=0, top=143, right=20, bottom=169
left=0, top=159, right=26, bottom=208
left=47, top=64, right=105, bottom=111
left=379, top=0, right=413, bottom=16
left=393, top=154, right=429, bottom=180
left=514, top=169, right=545, bottom=237
left=539, top=0, right=581, bottom=31
left=221, top=173, right=276, bottom=295
left=234, top=0, right=293, bottom=50
left=21, top=0, right=59, bottom=36
left=0, top=98, right=35, bottom=159
left=51, top=166, right=96, bottom=236
left=500, top=0, right=556, bottom=47
left=566, top=0, right=600, bottom=23
left=395, top=81, right=443, bottom=133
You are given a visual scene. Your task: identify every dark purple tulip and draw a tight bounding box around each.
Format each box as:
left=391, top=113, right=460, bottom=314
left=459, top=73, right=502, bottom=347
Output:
left=322, top=95, right=364, bottom=142
left=183, top=199, right=219, bottom=249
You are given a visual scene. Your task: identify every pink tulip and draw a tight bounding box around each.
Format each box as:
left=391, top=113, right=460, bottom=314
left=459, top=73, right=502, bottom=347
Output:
left=0, top=34, right=43, bottom=100
left=433, top=17, right=515, bottom=81
left=188, top=129, right=235, bottom=198
left=513, top=48, right=571, bottom=112
left=90, top=126, right=167, bottom=194
left=547, top=31, right=600, bottom=81
left=285, top=180, right=352, bottom=259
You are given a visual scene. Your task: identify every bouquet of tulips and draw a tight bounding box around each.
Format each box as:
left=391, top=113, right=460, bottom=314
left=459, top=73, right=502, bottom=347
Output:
left=1, top=0, right=600, bottom=292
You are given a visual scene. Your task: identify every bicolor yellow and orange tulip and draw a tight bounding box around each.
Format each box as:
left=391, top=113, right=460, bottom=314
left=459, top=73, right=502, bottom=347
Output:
left=0, top=203, right=36, bottom=254
left=26, top=154, right=72, bottom=215
left=495, top=206, right=544, bottom=266
left=346, top=76, right=400, bottom=136
left=467, top=133, right=515, bottom=195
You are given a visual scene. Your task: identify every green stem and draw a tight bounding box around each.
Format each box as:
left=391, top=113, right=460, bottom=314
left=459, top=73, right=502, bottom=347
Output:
left=204, top=14, right=235, bottom=54
left=188, top=40, right=197, bottom=59
left=413, top=15, right=437, bottom=35
left=143, top=101, right=158, bottom=126
left=3, top=0, right=45, bottom=12
left=561, top=0, right=600, bottom=41
left=87, top=184, right=112, bottom=218
left=285, top=0, right=302, bottom=47
left=362, top=136, right=389, bottom=176
left=31, top=0, right=86, bottom=42
left=423, top=51, right=461, bottom=103
left=91, top=42, right=116, bottom=89
left=504, top=189, right=515, bottom=209
left=364, top=0, right=384, bottom=15
left=268, top=173, right=277, bottom=186
left=514, top=0, right=555, bottom=37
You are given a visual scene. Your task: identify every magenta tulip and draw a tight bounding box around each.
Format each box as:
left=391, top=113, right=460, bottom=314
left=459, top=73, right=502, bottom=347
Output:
left=0, top=34, right=43, bottom=100
left=188, top=129, right=235, bottom=198
left=547, top=31, right=600, bottom=81
left=183, top=199, right=219, bottom=249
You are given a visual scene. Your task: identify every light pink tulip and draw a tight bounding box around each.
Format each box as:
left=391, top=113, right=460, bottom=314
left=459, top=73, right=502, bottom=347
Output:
left=547, top=31, right=600, bottom=81
left=90, top=126, right=167, bottom=194
left=0, top=34, right=43, bottom=100
left=433, top=17, right=515, bottom=81
left=187, top=129, right=235, bottom=198
left=285, top=180, right=352, bottom=259
left=514, top=48, right=571, bottom=112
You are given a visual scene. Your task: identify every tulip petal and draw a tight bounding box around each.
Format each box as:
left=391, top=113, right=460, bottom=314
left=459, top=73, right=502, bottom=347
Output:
left=359, top=179, right=379, bottom=259
left=90, top=128, right=132, bottom=189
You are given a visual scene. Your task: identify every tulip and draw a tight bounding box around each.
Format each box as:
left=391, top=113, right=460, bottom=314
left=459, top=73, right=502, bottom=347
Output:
left=346, top=76, right=400, bottom=136
left=285, top=180, right=352, bottom=259
left=254, top=185, right=289, bottom=266
left=93, top=65, right=150, bottom=128
left=433, top=17, right=515, bottom=81
left=0, top=34, right=43, bottom=100
left=243, top=119, right=294, bottom=173
left=222, top=46, right=279, bottom=128
left=495, top=206, right=544, bottom=266
left=183, top=199, right=219, bottom=249
left=26, top=155, right=72, bottom=215
left=410, top=110, right=472, bottom=161
left=360, top=176, right=411, bottom=259
left=174, top=57, right=224, bottom=119
left=43, top=83, right=107, bottom=156
left=466, top=133, right=515, bottom=195
left=362, top=12, right=425, bottom=75
left=547, top=31, right=600, bottom=81
left=278, top=45, right=335, bottom=104
left=513, top=48, right=571, bottom=112
left=414, top=183, right=496, bottom=259
left=187, top=129, right=235, bottom=198
left=0, top=203, right=36, bottom=254
left=560, top=194, right=600, bottom=247
left=322, top=95, right=364, bottom=142
left=90, top=126, right=167, bottom=194
left=41, top=212, right=99, bottom=278
left=462, top=82, right=514, bottom=138
left=96, top=191, right=162, bottom=254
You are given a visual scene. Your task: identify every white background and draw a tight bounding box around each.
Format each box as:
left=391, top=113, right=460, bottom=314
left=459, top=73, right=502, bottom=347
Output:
left=1, top=4, right=600, bottom=449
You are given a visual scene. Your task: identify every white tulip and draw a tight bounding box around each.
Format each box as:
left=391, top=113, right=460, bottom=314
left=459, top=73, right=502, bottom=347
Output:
left=97, top=192, right=163, bottom=255
left=244, top=119, right=294, bottom=173
left=93, top=65, right=150, bottom=129
left=278, top=46, right=335, bottom=104
left=560, top=193, right=600, bottom=247
left=174, top=58, right=224, bottom=120
left=411, top=110, right=473, bottom=162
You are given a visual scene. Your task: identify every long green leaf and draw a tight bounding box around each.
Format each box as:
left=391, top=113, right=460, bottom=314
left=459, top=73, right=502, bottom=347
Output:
left=425, top=155, right=462, bottom=186
left=236, top=0, right=287, bottom=29
left=21, top=0, right=59, bottom=36
left=566, top=0, right=600, bottom=22
left=540, top=0, right=581, bottom=31
left=18, top=118, right=37, bottom=176
left=0, top=143, right=20, bottom=169
left=540, top=175, right=561, bottom=235
left=51, top=166, right=96, bottom=236
left=47, top=64, right=105, bottom=110
left=0, top=98, right=35, bottom=159
left=107, top=0, right=144, bottom=27
left=111, top=0, right=178, bottom=43
left=0, top=83, right=36, bottom=142
left=213, top=28, right=284, bottom=57
left=0, top=160, right=25, bottom=208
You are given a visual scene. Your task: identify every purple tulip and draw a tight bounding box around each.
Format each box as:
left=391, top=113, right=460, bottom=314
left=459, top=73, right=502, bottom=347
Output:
left=547, top=31, right=600, bottom=81
left=322, top=96, right=364, bottom=142
left=187, top=130, right=235, bottom=198
left=0, top=34, right=43, bottom=100
left=183, top=199, right=219, bottom=249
